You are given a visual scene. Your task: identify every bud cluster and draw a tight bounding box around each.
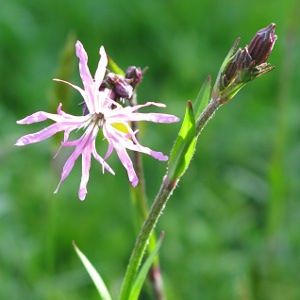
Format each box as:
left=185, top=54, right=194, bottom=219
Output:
left=103, top=66, right=143, bottom=101
left=213, top=23, right=277, bottom=103
left=81, top=66, right=144, bottom=115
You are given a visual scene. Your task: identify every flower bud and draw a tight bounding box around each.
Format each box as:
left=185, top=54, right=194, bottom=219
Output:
left=125, top=66, right=143, bottom=87
left=248, top=23, right=277, bottom=65
left=213, top=23, right=277, bottom=103
left=106, top=72, right=133, bottom=99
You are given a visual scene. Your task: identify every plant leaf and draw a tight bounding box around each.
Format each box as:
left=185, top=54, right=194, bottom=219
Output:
left=129, top=232, right=164, bottom=300
left=194, top=75, right=212, bottom=120
left=73, top=241, right=112, bottom=300
left=212, top=38, right=240, bottom=97
left=108, top=56, right=125, bottom=76
left=167, top=101, right=197, bottom=182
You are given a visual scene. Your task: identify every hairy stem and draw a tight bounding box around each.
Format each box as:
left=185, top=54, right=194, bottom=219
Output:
left=120, top=96, right=222, bottom=300
left=196, top=97, right=222, bottom=136
left=129, top=92, right=165, bottom=300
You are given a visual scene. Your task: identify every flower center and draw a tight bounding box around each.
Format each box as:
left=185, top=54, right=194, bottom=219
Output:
left=92, top=112, right=105, bottom=127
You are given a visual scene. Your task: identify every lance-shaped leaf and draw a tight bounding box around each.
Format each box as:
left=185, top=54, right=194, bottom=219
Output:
left=73, top=241, right=112, bottom=300
left=194, top=75, right=212, bottom=120
left=167, top=101, right=197, bottom=182
left=129, top=232, right=164, bottom=300
left=108, top=55, right=125, bottom=76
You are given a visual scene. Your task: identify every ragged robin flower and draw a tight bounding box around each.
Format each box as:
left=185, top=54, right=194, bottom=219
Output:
left=15, top=41, right=179, bottom=200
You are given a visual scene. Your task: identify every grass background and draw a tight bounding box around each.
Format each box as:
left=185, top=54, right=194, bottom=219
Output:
left=1, top=0, right=300, bottom=299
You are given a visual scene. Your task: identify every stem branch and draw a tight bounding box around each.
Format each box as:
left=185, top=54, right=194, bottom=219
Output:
left=120, top=97, right=223, bottom=300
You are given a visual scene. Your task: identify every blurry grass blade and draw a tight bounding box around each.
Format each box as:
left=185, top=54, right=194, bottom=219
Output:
left=50, top=32, right=76, bottom=111
left=108, top=55, right=125, bottom=76
left=49, top=32, right=76, bottom=147
left=194, top=75, right=212, bottom=119
left=167, top=101, right=197, bottom=182
left=129, top=232, right=164, bottom=300
left=73, top=241, right=112, bottom=300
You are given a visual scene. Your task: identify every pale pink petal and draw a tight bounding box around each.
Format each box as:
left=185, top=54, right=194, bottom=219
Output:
left=75, top=41, right=95, bottom=112
left=113, top=142, right=138, bottom=186
left=119, top=102, right=166, bottom=113
left=106, top=123, right=168, bottom=161
left=103, top=125, right=138, bottom=186
left=15, top=122, right=79, bottom=146
left=54, top=134, right=88, bottom=194
left=106, top=101, right=180, bottom=124
left=76, top=41, right=93, bottom=86
left=103, top=141, right=114, bottom=161
left=122, top=137, right=168, bottom=161
left=91, top=140, right=115, bottom=175
left=78, top=144, right=92, bottom=200
left=94, top=46, right=108, bottom=88
left=53, top=79, right=89, bottom=107
left=109, top=112, right=180, bottom=124
left=17, top=110, right=65, bottom=124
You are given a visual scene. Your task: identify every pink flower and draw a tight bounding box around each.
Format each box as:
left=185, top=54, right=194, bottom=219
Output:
left=15, top=41, right=179, bottom=200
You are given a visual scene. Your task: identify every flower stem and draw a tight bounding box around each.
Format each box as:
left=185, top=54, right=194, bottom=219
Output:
left=120, top=178, right=175, bottom=300
left=129, top=92, right=166, bottom=299
left=120, top=97, right=223, bottom=300
left=196, top=97, right=222, bottom=136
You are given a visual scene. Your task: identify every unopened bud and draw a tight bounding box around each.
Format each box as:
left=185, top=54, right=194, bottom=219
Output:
left=125, top=66, right=143, bottom=87
left=214, top=23, right=277, bottom=103
left=106, top=72, right=133, bottom=99
left=248, top=23, right=277, bottom=65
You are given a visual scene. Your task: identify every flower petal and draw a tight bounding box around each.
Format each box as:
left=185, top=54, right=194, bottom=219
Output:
left=75, top=41, right=96, bottom=112
left=15, top=122, right=79, bottom=146
left=106, top=101, right=180, bottom=124
left=103, top=125, right=138, bottom=186
left=53, top=79, right=88, bottom=104
left=54, top=126, right=94, bottom=194
left=78, top=143, right=92, bottom=200
left=110, top=112, right=180, bottom=124
left=92, top=139, right=115, bottom=175
left=76, top=41, right=93, bottom=86
left=94, top=46, right=108, bottom=89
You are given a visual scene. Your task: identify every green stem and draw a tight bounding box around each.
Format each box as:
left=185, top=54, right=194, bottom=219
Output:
left=119, top=97, right=223, bottom=300
left=119, top=178, right=175, bottom=300
left=129, top=92, right=165, bottom=299
left=196, top=97, right=222, bottom=136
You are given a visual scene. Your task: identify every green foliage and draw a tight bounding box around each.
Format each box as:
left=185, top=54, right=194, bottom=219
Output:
left=73, top=242, right=112, bottom=300
left=194, top=75, right=212, bottom=120
left=167, top=101, right=196, bottom=183
left=107, top=56, right=125, bottom=77
left=128, top=232, right=164, bottom=300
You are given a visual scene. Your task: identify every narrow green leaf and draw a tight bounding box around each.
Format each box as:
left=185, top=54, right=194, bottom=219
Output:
left=73, top=241, right=112, bottom=300
left=167, top=101, right=197, bottom=182
left=194, top=75, right=212, bottom=119
left=129, top=232, right=164, bottom=300
left=212, top=38, right=240, bottom=97
left=219, top=38, right=240, bottom=72
left=108, top=56, right=125, bottom=76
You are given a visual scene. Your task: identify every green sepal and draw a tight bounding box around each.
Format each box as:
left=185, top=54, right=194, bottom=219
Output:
left=167, top=101, right=197, bottom=182
left=212, top=38, right=240, bottom=98
left=194, top=75, right=212, bottom=119
left=108, top=56, right=125, bottom=76
left=221, top=82, right=246, bottom=103
left=73, top=241, right=112, bottom=300
left=129, top=232, right=164, bottom=300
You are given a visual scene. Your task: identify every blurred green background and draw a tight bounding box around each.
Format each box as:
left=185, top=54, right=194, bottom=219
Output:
left=1, top=0, right=300, bottom=299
